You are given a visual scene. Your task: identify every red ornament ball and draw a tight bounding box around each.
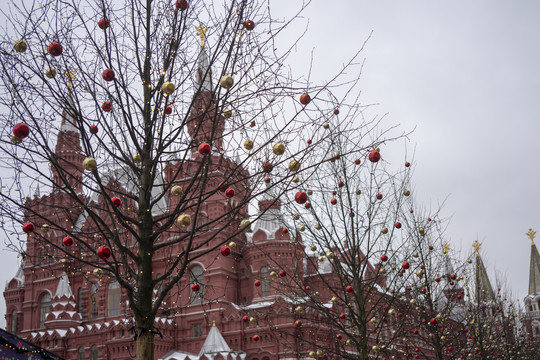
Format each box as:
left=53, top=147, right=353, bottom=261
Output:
left=338, top=181, right=344, bottom=187
left=295, top=320, right=302, bottom=327
left=305, top=286, right=311, bottom=291
left=294, top=191, right=308, bottom=204
left=198, top=142, right=211, bottom=156
left=279, top=270, right=286, bottom=277
left=332, top=190, right=337, bottom=196
left=435, top=277, right=441, bottom=283
left=89, top=125, right=99, bottom=134
left=405, top=161, right=411, bottom=167
left=336, top=334, right=343, bottom=340
left=354, top=159, right=360, bottom=165
left=221, top=246, right=231, bottom=256
left=263, top=162, right=273, bottom=173
left=304, top=202, right=311, bottom=209
left=333, top=109, right=340, bottom=115
left=101, top=101, right=112, bottom=112
left=253, top=335, right=260, bottom=342
left=376, top=193, right=383, bottom=200
left=381, top=254, right=388, bottom=262
left=282, top=228, right=288, bottom=234
left=63, top=236, right=74, bottom=246
left=339, top=313, right=346, bottom=319
left=402, top=261, right=410, bottom=270
left=299, top=93, right=311, bottom=105
left=47, top=42, right=63, bottom=56
left=191, top=283, right=200, bottom=292
left=13, top=123, right=30, bottom=139
left=176, top=0, right=188, bottom=10
left=254, top=280, right=261, bottom=287
left=225, top=188, right=235, bottom=198
left=165, top=106, right=172, bottom=114
left=346, top=285, right=353, bottom=293
left=98, top=19, right=109, bottom=29
left=111, top=197, right=122, bottom=207
left=330, top=198, right=337, bottom=205
left=307, top=139, right=312, bottom=145
left=450, top=274, right=457, bottom=280
left=22, top=222, right=34, bottom=234
left=242, top=315, right=249, bottom=322
left=97, top=245, right=111, bottom=260
left=244, top=20, right=255, bottom=30
left=102, top=69, right=115, bottom=82
left=395, top=222, right=401, bottom=229
left=264, top=177, right=271, bottom=183
left=430, top=318, right=437, bottom=326
left=368, top=150, right=381, bottom=163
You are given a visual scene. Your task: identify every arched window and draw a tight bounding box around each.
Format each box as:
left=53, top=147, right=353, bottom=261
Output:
left=11, top=310, right=17, bottom=334
left=91, top=345, right=98, bottom=360
left=78, top=347, right=85, bottom=360
left=90, top=284, right=98, bottom=319
left=190, top=266, right=204, bottom=304
left=78, top=287, right=84, bottom=314
left=200, top=212, right=208, bottom=230
left=40, top=293, right=51, bottom=328
left=261, top=267, right=270, bottom=296
left=107, top=282, right=121, bottom=316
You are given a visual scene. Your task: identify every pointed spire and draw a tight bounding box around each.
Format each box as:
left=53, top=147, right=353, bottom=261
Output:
left=33, top=184, right=40, bottom=198
left=195, top=24, right=212, bottom=91
left=54, top=273, right=74, bottom=299
left=473, top=242, right=495, bottom=303
left=198, top=324, right=232, bottom=356
left=526, top=229, right=540, bottom=296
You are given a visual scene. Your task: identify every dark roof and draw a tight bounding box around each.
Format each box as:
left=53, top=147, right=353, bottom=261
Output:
left=0, top=328, right=63, bottom=360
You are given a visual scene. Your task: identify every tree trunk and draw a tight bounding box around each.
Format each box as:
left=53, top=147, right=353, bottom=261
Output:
left=137, top=330, right=154, bottom=360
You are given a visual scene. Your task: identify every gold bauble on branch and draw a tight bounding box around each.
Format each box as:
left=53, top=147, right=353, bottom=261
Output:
left=10, top=134, right=22, bottom=144
left=93, top=268, right=103, bottom=277
left=176, top=214, right=191, bottom=228
left=249, top=317, right=256, bottom=324
left=292, top=176, right=299, bottom=183
left=41, top=224, right=50, bottom=233
left=133, top=153, right=142, bottom=163
left=298, top=225, right=305, bottom=232
left=322, top=122, right=330, bottom=129
left=220, top=75, right=234, bottom=89
left=240, top=219, right=251, bottom=231
left=288, top=160, right=300, bottom=172
left=171, top=185, right=183, bottom=196
left=307, top=190, right=313, bottom=195
left=310, top=245, right=317, bottom=251
left=229, top=241, right=236, bottom=249
left=292, top=214, right=299, bottom=220
left=223, top=108, right=233, bottom=118
left=161, top=81, right=175, bottom=95
left=243, top=139, right=254, bottom=150
left=356, top=189, right=362, bottom=195
left=83, top=157, right=97, bottom=171
left=381, top=227, right=388, bottom=234
left=45, top=68, right=57, bottom=79
left=403, top=189, right=411, bottom=196
left=326, top=251, right=334, bottom=259
left=315, top=224, right=321, bottom=230
left=331, top=296, right=338, bottom=303
left=318, top=256, right=324, bottom=263
left=272, top=142, right=285, bottom=156
left=270, top=271, right=277, bottom=278
left=14, top=39, right=27, bottom=53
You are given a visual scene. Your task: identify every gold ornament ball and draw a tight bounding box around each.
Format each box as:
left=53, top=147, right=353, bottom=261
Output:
left=318, top=256, right=325, bottom=263
left=93, top=268, right=103, bottom=277
left=322, top=122, right=330, bottom=129
left=223, top=108, right=233, bottom=118
left=346, top=339, right=351, bottom=345
left=374, top=147, right=380, bottom=152
left=416, top=270, right=424, bottom=278
left=326, top=251, right=334, bottom=259
left=83, top=157, right=97, bottom=171
left=45, top=68, right=57, bottom=79
left=356, top=189, right=362, bottom=195
left=161, top=81, right=175, bottom=95
left=309, top=352, right=316, bottom=358
left=403, top=189, right=411, bottom=196
left=240, top=219, right=251, bottom=231
left=272, top=142, right=285, bottom=155
left=307, top=190, right=313, bottom=195
left=413, top=251, right=419, bottom=258
left=315, top=224, right=321, bottom=230
left=331, top=296, right=338, bottom=303
left=10, top=134, right=22, bottom=144
left=171, top=185, right=183, bottom=196
left=14, top=40, right=27, bottom=53
left=229, top=241, right=236, bottom=249
left=381, top=227, right=388, bottom=234
left=292, top=214, right=300, bottom=220
left=419, top=228, right=425, bottom=236
left=292, top=176, right=299, bottom=183
left=133, top=153, right=142, bottom=163
left=310, top=245, right=317, bottom=251
left=41, top=224, right=50, bottom=233
left=379, top=267, right=386, bottom=274
left=249, top=317, right=256, bottom=324
left=295, top=306, right=303, bottom=313
left=388, top=308, right=396, bottom=316
left=220, top=75, right=234, bottom=89
left=176, top=214, right=191, bottom=228
left=288, top=160, right=300, bottom=172
left=298, top=225, right=305, bottom=232
left=243, top=139, right=254, bottom=150
left=270, top=271, right=277, bottom=278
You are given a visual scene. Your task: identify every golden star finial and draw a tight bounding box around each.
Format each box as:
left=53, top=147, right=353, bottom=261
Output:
left=442, top=242, right=450, bottom=257
left=195, top=24, right=209, bottom=47
left=64, top=69, right=76, bottom=90
left=526, top=228, right=536, bottom=245
left=472, top=240, right=482, bottom=255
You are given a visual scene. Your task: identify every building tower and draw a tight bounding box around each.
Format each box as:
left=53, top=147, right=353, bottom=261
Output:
left=523, top=229, right=540, bottom=338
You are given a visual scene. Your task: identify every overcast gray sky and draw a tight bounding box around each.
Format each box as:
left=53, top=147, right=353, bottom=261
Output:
left=1, top=0, right=539, bottom=326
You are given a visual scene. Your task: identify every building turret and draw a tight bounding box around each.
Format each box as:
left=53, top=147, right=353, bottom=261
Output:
left=473, top=241, right=495, bottom=304
left=44, top=273, right=82, bottom=329
left=523, top=229, right=540, bottom=338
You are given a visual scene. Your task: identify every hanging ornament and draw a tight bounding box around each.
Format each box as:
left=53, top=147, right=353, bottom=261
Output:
left=405, top=161, right=411, bottom=167
left=63, top=236, right=74, bottom=246
left=272, top=142, right=285, bottom=155
left=338, top=181, right=344, bottom=187
left=240, top=219, right=251, bottom=231
left=176, top=0, right=188, bottom=11
left=368, top=150, right=381, bottom=163
left=395, top=222, right=402, bottom=229
left=381, top=254, right=388, bottom=262
left=83, top=157, right=97, bottom=171
left=356, top=189, right=361, bottom=195
left=13, top=123, right=30, bottom=139
left=221, top=246, right=231, bottom=256
left=326, top=251, right=334, bottom=259
left=191, top=283, right=200, bottom=292
left=13, top=40, right=27, bottom=53
left=41, top=224, right=50, bottom=233
left=355, top=159, right=360, bottom=165
left=102, top=69, right=115, bottom=82
left=133, top=153, right=142, bottom=163
left=322, top=122, right=330, bottom=129
left=223, top=108, right=233, bottom=118
left=10, top=135, right=22, bottom=144
left=264, top=177, right=270, bottom=183
left=198, top=142, right=211, bottom=155
left=98, top=19, right=109, bottom=29
left=253, top=335, right=260, bottom=342
left=229, top=241, right=236, bottom=249
left=47, top=42, right=63, bottom=56
left=254, top=280, right=261, bottom=287
left=294, top=191, right=307, bottom=204
left=97, top=245, right=111, bottom=260
left=304, top=202, right=311, bottom=209
left=292, top=176, right=300, bottom=183
left=225, top=188, right=235, bottom=198
left=263, top=162, right=273, bottom=173
left=346, top=286, right=353, bottom=293
left=243, top=139, right=254, bottom=150
left=162, top=81, right=175, bottom=95
left=330, top=198, right=337, bottom=205
left=220, top=75, right=234, bottom=89
left=89, top=125, right=99, bottom=134
left=402, top=261, right=410, bottom=270
left=376, top=193, right=383, bottom=200
left=244, top=20, right=255, bottom=30
left=288, top=160, right=300, bottom=172
left=403, top=189, right=410, bottom=196
left=299, top=93, right=311, bottom=105
left=45, top=68, right=57, bottom=78
left=279, top=271, right=286, bottom=277
left=93, top=268, right=103, bottom=277
left=176, top=214, right=191, bottom=228
left=242, top=316, right=249, bottom=322
left=111, top=197, right=122, bottom=207
left=171, top=185, right=183, bottom=196
left=295, top=320, right=302, bottom=327
left=165, top=106, right=172, bottom=114
left=101, top=101, right=112, bottom=112
left=22, top=222, right=34, bottom=234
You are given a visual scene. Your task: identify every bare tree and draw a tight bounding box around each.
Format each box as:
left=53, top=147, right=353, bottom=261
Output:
left=0, top=0, right=405, bottom=358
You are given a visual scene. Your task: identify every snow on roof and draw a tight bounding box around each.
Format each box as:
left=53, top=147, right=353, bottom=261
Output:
left=231, top=300, right=276, bottom=311
left=160, top=350, right=198, bottom=360
left=198, top=325, right=231, bottom=356
left=54, top=273, right=74, bottom=299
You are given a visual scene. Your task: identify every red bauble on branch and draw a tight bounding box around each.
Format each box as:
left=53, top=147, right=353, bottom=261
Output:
left=198, top=142, right=211, bottom=156
left=339, top=313, right=346, bottom=319
left=63, top=236, right=74, bottom=246
left=101, top=101, right=112, bottom=112
left=111, top=197, right=122, bottom=207
left=242, top=315, right=249, bottom=322
left=225, top=188, right=235, bottom=198
left=346, top=285, right=353, bottom=293
left=294, top=191, right=308, bottom=204
left=394, top=222, right=401, bottom=229
left=221, top=246, right=231, bottom=256
left=333, top=109, right=340, bottom=115
left=102, top=69, right=115, bottom=82
left=295, top=320, right=302, bottom=327
left=98, top=19, right=109, bottom=29
left=264, top=177, right=271, bottom=183
left=330, top=198, right=337, bottom=205
left=253, top=335, right=260, bottom=342
left=405, top=161, right=411, bottom=167
left=254, top=280, right=261, bottom=287
left=244, top=20, right=255, bottom=30
left=299, top=93, right=311, bottom=105
left=263, top=162, right=273, bottom=173
left=376, top=193, right=383, bottom=200
left=165, top=106, right=172, bottom=114
left=176, top=0, right=188, bottom=10
left=22, top=222, right=34, bottom=234
left=381, top=254, right=388, bottom=262
left=47, top=42, right=63, bottom=56
left=402, top=261, right=410, bottom=270
left=279, top=270, right=286, bottom=277
left=368, top=150, right=381, bottom=163
left=13, top=123, right=30, bottom=139
left=89, top=125, right=99, bottom=134
left=97, top=245, right=111, bottom=260
left=191, top=283, right=200, bottom=292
